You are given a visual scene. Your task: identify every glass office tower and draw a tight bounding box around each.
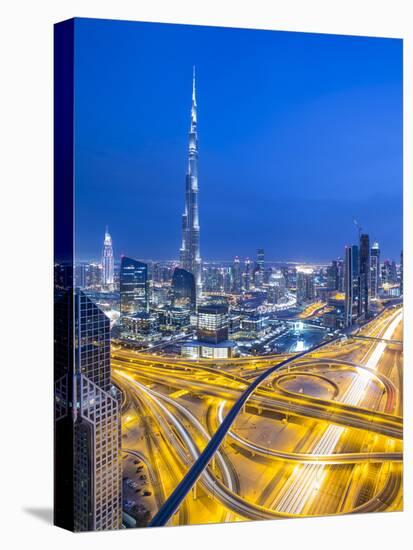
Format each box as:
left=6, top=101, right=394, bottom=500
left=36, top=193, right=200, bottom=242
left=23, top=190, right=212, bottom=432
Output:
left=358, top=233, right=371, bottom=318
left=120, top=256, right=149, bottom=315
left=73, top=292, right=122, bottom=531
left=172, top=267, right=196, bottom=309
left=370, top=241, right=380, bottom=299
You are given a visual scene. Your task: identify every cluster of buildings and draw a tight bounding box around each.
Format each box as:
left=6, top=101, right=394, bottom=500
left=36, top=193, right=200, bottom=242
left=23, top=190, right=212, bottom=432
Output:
left=321, top=237, right=403, bottom=330
left=81, top=244, right=300, bottom=357
left=73, top=70, right=295, bottom=358
left=71, top=63, right=403, bottom=351
left=73, top=219, right=403, bottom=356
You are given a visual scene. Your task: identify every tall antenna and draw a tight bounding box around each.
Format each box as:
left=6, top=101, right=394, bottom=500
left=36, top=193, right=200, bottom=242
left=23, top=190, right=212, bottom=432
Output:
left=353, top=217, right=362, bottom=240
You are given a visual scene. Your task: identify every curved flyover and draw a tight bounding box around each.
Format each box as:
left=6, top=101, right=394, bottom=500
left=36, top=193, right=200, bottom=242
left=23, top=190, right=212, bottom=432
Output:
left=114, top=361, right=402, bottom=440
left=148, top=335, right=341, bottom=526
left=215, top=403, right=402, bottom=465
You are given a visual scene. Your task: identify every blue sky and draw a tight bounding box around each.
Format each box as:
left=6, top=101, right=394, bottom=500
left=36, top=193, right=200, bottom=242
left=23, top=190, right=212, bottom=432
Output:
left=74, top=18, right=402, bottom=262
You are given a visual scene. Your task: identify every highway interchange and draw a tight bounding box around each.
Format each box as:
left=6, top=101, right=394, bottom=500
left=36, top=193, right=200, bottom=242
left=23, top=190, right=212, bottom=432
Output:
left=114, top=304, right=403, bottom=526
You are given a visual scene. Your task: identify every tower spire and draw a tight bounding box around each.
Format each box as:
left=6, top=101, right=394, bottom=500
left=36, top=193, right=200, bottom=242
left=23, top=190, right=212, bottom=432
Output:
left=192, top=65, right=196, bottom=105
left=180, top=67, right=202, bottom=302
left=101, top=226, right=114, bottom=287
left=190, top=65, right=197, bottom=133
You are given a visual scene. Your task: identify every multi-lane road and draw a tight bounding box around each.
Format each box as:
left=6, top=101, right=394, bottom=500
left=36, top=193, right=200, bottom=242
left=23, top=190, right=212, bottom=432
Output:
left=113, top=305, right=403, bottom=526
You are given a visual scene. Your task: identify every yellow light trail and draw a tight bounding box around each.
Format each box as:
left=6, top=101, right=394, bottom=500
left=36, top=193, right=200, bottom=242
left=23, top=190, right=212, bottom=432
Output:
left=270, top=308, right=403, bottom=515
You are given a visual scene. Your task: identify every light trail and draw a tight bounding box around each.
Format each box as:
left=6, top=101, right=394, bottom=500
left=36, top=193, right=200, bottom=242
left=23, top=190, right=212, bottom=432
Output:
left=114, top=359, right=402, bottom=438
left=217, top=401, right=401, bottom=464
left=115, top=305, right=402, bottom=524
left=116, top=372, right=246, bottom=522
left=271, top=308, right=403, bottom=515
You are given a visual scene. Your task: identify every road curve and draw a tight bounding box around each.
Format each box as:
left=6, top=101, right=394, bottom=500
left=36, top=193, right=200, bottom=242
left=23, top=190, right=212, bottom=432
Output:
left=148, top=335, right=341, bottom=526
left=216, top=402, right=402, bottom=465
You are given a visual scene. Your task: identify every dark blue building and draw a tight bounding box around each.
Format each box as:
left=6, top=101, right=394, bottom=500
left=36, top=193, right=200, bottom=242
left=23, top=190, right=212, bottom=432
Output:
left=172, top=267, right=196, bottom=310
left=120, top=256, right=148, bottom=315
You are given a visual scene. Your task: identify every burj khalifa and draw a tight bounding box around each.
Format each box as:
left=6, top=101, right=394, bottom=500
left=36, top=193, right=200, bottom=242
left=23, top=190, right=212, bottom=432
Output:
left=180, top=67, right=202, bottom=300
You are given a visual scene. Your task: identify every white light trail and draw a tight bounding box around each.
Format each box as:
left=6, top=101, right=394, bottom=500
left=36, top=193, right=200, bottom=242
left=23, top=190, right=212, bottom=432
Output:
left=118, top=372, right=234, bottom=491
left=272, top=309, right=402, bottom=515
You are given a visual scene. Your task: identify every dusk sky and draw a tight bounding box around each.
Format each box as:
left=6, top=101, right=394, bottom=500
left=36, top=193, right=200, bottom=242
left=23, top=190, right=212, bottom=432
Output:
left=74, top=18, right=402, bottom=263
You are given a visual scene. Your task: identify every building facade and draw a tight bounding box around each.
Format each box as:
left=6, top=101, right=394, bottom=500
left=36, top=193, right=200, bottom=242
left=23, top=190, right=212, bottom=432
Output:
left=267, top=270, right=286, bottom=304
left=370, top=241, right=380, bottom=299
left=296, top=268, right=315, bottom=306
left=172, top=267, right=196, bottom=309
left=231, top=257, right=242, bottom=294
left=120, top=256, right=148, bottom=316
left=344, top=245, right=361, bottom=327
left=255, top=248, right=265, bottom=288
left=121, top=312, right=161, bottom=342
left=181, top=303, right=237, bottom=359
left=326, top=260, right=340, bottom=291
left=197, top=304, right=229, bottom=343
left=243, top=259, right=252, bottom=291
left=73, top=292, right=122, bottom=531
left=358, top=233, right=371, bottom=318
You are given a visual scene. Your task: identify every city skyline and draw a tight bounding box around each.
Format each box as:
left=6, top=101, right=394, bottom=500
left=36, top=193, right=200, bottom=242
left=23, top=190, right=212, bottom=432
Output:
left=74, top=19, right=402, bottom=262
left=77, top=231, right=402, bottom=266
left=55, top=17, right=404, bottom=532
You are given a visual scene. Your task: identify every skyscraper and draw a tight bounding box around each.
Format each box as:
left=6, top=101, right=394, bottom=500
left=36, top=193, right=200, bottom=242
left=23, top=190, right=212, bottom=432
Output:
left=54, top=279, right=75, bottom=530
left=358, top=233, right=371, bottom=318
left=257, top=248, right=264, bottom=271
left=180, top=67, right=201, bottom=300
left=390, top=260, right=398, bottom=283
left=73, top=292, right=122, bottom=531
left=344, top=246, right=354, bottom=327
left=120, top=256, right=148, bottom=315
left=381, top=259, right=392, bottom=285
left=172, top=267, right=196, bottom=310
left=351, top=244, right=360, bottom=314
left=254, top=248, right=265, bottom=288
left=326, top=260, right=339, bottom=291
left=267, top=270, right=286, bottom=304
left=296, top=268, right=315, bottom=306
left=337, top=258, right=344, bottom=292
left=223, top=268, right=232, bottom=293
left=244, top=258, right=252, bottom=291
left=344, top=245, right=361, bottom=327
left=231, top=257, right=242, bottom=294
left=370, top=241, right=380, bottom=299
left=101, top=226, right=114, bottom=287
